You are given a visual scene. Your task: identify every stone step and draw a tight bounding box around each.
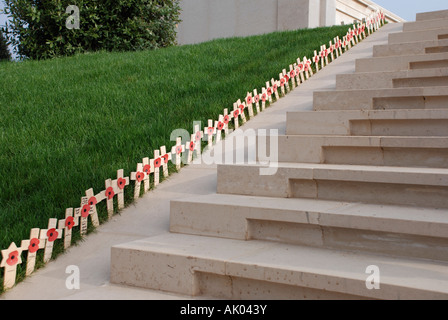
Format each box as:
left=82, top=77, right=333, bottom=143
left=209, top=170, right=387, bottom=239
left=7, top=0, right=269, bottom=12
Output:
left=336, top=68, right=448, bottom=90
left=273, top=135, right=448, bottom=168
left=416, top=9, right=448, bottom=22
left=373, top=39, right=448, bottom=57
left=404, top=18, right=448, bottom=32
left=388, top=28, right=448, bottom=45
left=169, top=194, right=448, bottom=262
left=356, top=52, right=448, bottom=73
left=110, top=233, right=448, bottom=299
left=216, top=163, right=448, bottom=208
left=313, top=86, right=448, bottom=111
left=285, top=109, right=448, bottom=136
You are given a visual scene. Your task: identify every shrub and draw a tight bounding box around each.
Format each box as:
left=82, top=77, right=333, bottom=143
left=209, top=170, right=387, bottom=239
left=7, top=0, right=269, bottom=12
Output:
left=0, top=29, right=11, bottom=61
left=2, top=0, right=181, bottom=60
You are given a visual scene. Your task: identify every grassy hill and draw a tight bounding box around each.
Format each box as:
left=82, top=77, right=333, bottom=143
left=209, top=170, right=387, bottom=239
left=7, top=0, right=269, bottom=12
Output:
left=0, top=25, right=350, bottom=286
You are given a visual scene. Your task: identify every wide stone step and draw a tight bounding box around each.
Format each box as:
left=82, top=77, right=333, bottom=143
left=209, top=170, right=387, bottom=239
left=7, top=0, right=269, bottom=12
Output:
left=388, top=27, right=448, bottom=45
left=313, top=86, right=448, bottom=111
left=417, top=9, right=448, bottom=22
left=216, top=163, right=448, bottom=208
left=336, top=68, right=448, bottom=90
left=403, top=18, right=448, bottom=32
left=356, top=52, right=448, bottom=73
left=170, top=194, right=448, bottom=262
left=373, top=39, right=448, bottom=57
left=273, top=135, right=448, bottom=168
left=110, top=233, right=448, bottom=299
left=285, top=109, right=448, bottom=136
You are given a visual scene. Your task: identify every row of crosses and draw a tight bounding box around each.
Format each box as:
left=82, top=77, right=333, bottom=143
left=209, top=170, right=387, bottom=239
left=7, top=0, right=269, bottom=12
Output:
left=0, top=10, right=386, bottom=291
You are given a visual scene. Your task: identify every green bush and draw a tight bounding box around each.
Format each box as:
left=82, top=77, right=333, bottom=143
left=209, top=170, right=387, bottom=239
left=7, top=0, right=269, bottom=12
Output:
left=2, top=0, right=181, bottom=60
left=0, top=29, right=10, bottom=61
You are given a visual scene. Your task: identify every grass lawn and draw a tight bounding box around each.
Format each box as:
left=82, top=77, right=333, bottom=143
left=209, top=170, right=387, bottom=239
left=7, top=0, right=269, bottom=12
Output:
left=0, top=25, right=351, bottom=288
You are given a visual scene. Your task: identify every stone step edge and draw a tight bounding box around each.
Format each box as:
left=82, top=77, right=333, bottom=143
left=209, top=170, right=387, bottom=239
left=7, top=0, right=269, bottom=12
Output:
left=110, top=233, right=448, bottom=300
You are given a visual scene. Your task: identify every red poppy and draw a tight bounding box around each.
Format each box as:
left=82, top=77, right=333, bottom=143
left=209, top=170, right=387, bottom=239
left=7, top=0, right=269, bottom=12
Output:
left=273, top=84, right=278, bottom=92
left=162, top=154, right=169, bottom=164
left=290, top=70, right=295, bottom=78
left=28, top=238, right=40, bottom=253
left=217, top=122, right=224, bottom=131
left=261, top=93, right=267, bottom=102
left=246, top=96, right=252, bottom=104
left=88, top=196, right=97, bottom=207
left=47, top=228, right=59, bottom=242
left=117, top=177, right=127, bottom=190
left=195, top=131, right=202, bottom=142
left=254, top=95, right=260, bottom=103
left=267, top=88, right=272, bottom=96
left=136, top=171, right=145, bottom=182
left=233, top=110, right=239, bottom=118
left=207, top=127, right=214, bottom=136
left=65, top=216, right=75, bottom=230
left=189, top=141, right=195, bottom=152
left=154, top=158, right=162, bottom=168
left=6, top=251, right=19, bottom=266
left=284, top=74, right=290, bottom=82
left=298, top=63, right=304, bottom=70
left=223, top=115, right=230, bottom=124
left=143, top=164, right=151, bottom=175
left=238, top=104, right=245, bottom=112
left=280, top=78, right=285, bottom=86
left=313, top=55, right=319, bottom=63
left=105, top=187, right=115, bottom=200
left=82, top=204, right=91, bottom=218
left=176, top=145, right=183, bottom=155
left=330, top=46, right=334, bottom=52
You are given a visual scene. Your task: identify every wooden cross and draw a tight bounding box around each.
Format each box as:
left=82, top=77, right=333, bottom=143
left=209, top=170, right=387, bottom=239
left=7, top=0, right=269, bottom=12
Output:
left=205, top=119, right=216, bottom=149
left=313, top=50, right=320, bottom=72
left=160, top=146, right=172, bottom=178
left=60, top=208, right=78, bottom=249
left=115, top=169, right=129, bottom=210
left=40, top=218, right=63, bottom=263
left=131, top=163, right=145, bottom=199
left=333, top=37, right=340, bottom=58
left=261, top=88, right=267, bottom=111
left=187, top=133, right=196, bottom=164
left=302, top=57, right=310, bottom=79
left=289, top=65, right=296, bottom=89
left=193, top=124, right=203, bottom=156
left=279, top=73, right=286, bottom=97
left=142, top=157, right=154, bottom=193
left=20, top=228, right=45, bottom=276
left=329, top=41, right=335, bottom=61
left=223, top=108, right=231, bottom=135
left=214, top=115, right=225, bottom=144
left=75, top=198, right=88, bottom=236
left=271, top=78, right=280, bottom=101
left=85, top=188, right=105, bottom=228
left=293, top=63, right=301, bottom=86
left=253, top=89, right=261, bottom=113
left=283, top=69, right=291, bottom=93
left=232, top=103, right=240, bottom=130
left=104, top=179, right=115, bottom=218
left=1, top=242, right=23, bottom=289
left=245, top=93, right=254, bottom=118
left=153, top=150, right=162, bottom=187
left=296, top=59, right=306, bottom=83
left=265, top=81, right=273, bottom=103
left=237, top=99, right=247, bottom=123
left=171, top=137, right=185, bottom=171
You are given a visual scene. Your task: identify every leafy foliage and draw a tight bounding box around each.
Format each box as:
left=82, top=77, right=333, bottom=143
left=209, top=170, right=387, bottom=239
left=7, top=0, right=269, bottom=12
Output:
left=0, top=29, right=11, bottom=61
left=2, top=0, right=181, bottom=60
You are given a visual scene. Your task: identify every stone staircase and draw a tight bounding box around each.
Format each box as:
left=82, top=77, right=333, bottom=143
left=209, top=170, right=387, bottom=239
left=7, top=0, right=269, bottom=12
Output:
left=110, top=10, right=448, bottom=299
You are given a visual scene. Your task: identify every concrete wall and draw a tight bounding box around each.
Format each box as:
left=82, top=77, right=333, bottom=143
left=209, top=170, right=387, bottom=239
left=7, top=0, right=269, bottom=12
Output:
left=176, top=0, right=405, bottom=45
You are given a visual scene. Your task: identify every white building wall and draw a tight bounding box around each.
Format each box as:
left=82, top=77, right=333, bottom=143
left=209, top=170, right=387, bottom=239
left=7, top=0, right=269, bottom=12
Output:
left=176, top=0, right=404, bottom=45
